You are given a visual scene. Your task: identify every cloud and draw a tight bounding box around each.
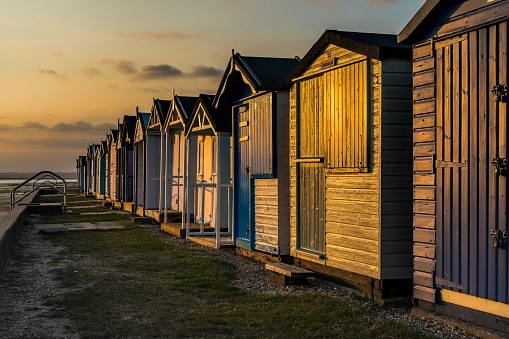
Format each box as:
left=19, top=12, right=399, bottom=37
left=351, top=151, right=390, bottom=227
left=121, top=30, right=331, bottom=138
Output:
left=100, top=59, right=138, bottom=75
left=0, top=124, right=10, bottom=131
left=188, top=66, right=222, bottom=78
left=51, top=121, right=113, bottom=133
left=115, top=31, right=194, bottom=40
left=35, top=68, right=69, bottom=81
left=82, top=67, right=105, bottom=78
left=138, top=64, right=182, bottom=80
left=23, top=122, right=47, bottom=129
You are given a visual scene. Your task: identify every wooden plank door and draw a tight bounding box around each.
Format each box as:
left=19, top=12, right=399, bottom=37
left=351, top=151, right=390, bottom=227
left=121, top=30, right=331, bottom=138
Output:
left=435, top=24, right=509, bottom=303
left=170, top=133, right=183, bottom=211
left=296, top=77, right=325, bottom=254
left=235, top=105, right=252, bottom=246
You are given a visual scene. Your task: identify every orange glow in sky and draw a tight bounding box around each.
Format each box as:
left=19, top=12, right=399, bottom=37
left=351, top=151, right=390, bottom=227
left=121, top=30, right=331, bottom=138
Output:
left=0, top=0, right=424, bottom=172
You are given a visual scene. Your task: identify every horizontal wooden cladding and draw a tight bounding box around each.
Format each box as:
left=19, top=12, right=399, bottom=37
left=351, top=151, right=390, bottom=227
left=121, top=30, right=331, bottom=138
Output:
left=327, top=256, right=379, bottom=279
left=413, top=42, right=432, bottom=60
left=413, top=84, right=435, bottom=101
left=413, top=70, right=435, bottom=88
left=414, top=99, right=435, bottom=115
left=414, top=271, right=434, bottom=289
left=327, top=199, right=379, bottom=215
left=327, top=233, right=378, bottom=254
left=414, top=143, right=435, bottom=157
left=413, top=56, right=435, bottom=73
left=414, top=228, right=435, bottom=244
left=328, top=222, right=378, bottom=241
left=414, top=200, right=436, bottom=214
left=414, top=186, right=435, bottom=200
left=414, top=157, right=434, bottom=173
left=414, top=113, right=435, bottom=129
left=414, top=243, right=436, bottom=260
left=414, top=285, right=436, bottom=303
left=414, top=128, right=435, bottom=143
left=326, top=188, right=379, bottom=202
left=414, top=214, right=435, bottom=229
left=326, top=243, right=378, bottom=266
left=327, top=210, right=378, bottom=228
left=414, top=257, right=436, bottom=273
left=414, top=173, right=435, bottom=186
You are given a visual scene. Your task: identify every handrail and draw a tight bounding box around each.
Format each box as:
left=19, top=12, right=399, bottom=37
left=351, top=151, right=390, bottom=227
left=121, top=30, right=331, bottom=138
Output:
left=10, top=171, right=67, bottom=211
left=32, top=174, right=58, bottom=189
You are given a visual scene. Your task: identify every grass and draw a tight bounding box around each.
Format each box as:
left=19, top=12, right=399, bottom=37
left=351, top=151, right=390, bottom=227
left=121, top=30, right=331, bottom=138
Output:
left=38, top=217, right=432, bottom=338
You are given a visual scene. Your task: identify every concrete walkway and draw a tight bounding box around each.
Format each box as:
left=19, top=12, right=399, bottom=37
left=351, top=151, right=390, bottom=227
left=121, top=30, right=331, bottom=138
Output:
left=33, top=221, right=125, bottom=233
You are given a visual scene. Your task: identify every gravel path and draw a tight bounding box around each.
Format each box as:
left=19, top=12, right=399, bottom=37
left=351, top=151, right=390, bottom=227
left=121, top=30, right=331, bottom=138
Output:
left=0, top=220, right=503, bottom=338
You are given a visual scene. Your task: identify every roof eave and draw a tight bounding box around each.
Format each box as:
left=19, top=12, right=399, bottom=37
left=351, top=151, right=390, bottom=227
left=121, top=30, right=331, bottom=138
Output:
left=397, top=0, right=442, bottom=44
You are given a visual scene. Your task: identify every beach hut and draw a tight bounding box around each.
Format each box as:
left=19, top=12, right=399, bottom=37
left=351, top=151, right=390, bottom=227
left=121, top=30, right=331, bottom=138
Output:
left=109, top=126, right=121, bottom=205
left=86, top=144, right=98, bottom=195
left=398, top=0, right=509, bottom=331
left=160, top=93, right=198, bottom=236
left=104, top=133, right=112, bottom=200
left=185, top=94, right=233, bottom=249
left=133, top=111, right=151, bottom=216
left=94, top=140, right=106, bottom=199
left=77, top=156, right=87, bottom=192
left=286, top=30, right=413, bottom=298
left=214, top=52, right=299, bottom=257
left=143, top=98, right=171, bottom=220
left=117, top=114, right=137, bottom=212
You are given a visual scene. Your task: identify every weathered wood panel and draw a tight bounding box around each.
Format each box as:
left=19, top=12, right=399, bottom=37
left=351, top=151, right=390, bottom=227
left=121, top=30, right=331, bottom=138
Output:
left=250, top=94, right=273, bottom=176
left=254, top=178, right=279, bottom=252
left=299, top=44, right=367, bottom=79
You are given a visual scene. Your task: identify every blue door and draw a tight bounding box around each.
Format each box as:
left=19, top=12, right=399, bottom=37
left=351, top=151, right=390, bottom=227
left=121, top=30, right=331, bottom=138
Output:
left=235, top=104, right=252, bottom=248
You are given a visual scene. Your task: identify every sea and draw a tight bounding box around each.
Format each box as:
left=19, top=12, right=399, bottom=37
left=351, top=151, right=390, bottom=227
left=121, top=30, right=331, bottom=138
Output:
left=0, top=175, right=77, bottom=200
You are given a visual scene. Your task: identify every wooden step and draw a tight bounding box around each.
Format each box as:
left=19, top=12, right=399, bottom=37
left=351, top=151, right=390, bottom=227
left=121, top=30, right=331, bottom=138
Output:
left=265, top=263, right=314, bottom=286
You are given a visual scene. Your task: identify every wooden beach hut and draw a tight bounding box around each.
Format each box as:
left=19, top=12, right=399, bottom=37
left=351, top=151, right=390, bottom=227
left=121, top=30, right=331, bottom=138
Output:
left=144, top=98, right=171, bottom=220
left=77, top=156, right=87, bottom=192
left=213, top=52, right=299, bottom=257
left=398, top=0, right=509, bottom=331
left=160, top=93, right=198, bottom=236
left=86, top=144, right=98, bottom=195
left=185, top=94, right=233, bottom=249
left=133, top=111, right=150, bottom=217
left=117, top=114, right=137, bottom=212
left=94, top=140, right=106, bottom=199
left=286, top=30, right=413, bottom=298
left=104, top=133, right=112, bottom=200
left=108, top=128, right=121, bottom=204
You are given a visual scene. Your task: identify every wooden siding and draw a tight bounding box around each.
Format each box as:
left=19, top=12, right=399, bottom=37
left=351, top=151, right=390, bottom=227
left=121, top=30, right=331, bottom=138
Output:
left=145, top=133, right=161, bottom=210
left=135, top=142, right=144, bottom=208
left=254, top=178, right=279, bottom=254
left=249, top=94, right=273, bottom=176
left=110, top=143, right=117, bottom=201
left=412, top=38, right=437, bottom=303
left=380, top=58, right=414, bottom=280
left=323, top=60, right=368, bottom=170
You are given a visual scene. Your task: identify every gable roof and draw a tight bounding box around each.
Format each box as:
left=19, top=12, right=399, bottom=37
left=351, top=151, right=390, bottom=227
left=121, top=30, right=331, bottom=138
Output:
left=187, top=94, right=231, bottom=136
left=149, top=98, right=172, bottom=131
left=134, top=112, right=150, bottom=143
left=165, top=94, right=198, bottom=131
left=398, top=0, right=509, bottom=44
left=213, top=53, right=299, bottom=106
left=121, top=115, right=137, bottom=145
left=108, top=129, right=119, bottom=148
left=286, top=30, right=411, bottom=84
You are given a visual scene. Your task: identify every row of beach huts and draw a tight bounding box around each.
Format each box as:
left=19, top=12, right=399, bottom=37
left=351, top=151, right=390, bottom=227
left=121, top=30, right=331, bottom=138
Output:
left=75, top=1, right=509, bottom=333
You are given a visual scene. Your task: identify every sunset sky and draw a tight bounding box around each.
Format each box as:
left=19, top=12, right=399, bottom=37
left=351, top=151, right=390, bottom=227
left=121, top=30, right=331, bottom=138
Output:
left=0, top=0, right=424, bottom=173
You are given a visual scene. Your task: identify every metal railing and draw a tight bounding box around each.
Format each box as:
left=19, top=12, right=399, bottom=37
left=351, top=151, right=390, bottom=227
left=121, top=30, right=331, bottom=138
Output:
left=10, top=171, right=67, bottom=211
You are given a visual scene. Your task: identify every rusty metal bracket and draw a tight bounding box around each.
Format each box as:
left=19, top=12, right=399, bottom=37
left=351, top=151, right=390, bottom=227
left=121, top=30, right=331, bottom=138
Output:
left=491, top=84, right=507, bottom=103
left=490, top=229, right=508, bottom=249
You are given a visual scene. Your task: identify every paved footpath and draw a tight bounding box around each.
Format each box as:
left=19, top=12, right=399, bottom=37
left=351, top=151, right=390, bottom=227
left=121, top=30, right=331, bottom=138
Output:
left=34, top=221, right=125, bottom=233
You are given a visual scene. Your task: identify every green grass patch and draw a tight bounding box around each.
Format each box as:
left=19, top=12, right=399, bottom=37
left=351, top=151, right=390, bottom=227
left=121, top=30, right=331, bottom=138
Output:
left=42, top=226, right=431, bottom=338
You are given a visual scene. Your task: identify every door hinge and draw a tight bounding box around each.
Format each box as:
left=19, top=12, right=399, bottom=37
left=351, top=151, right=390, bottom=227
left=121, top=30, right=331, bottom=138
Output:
left=490, top=229, right=508, bottom=249
left=491, top=157, right=508, bottom=176
left=491, top=84, right=507, bottom=103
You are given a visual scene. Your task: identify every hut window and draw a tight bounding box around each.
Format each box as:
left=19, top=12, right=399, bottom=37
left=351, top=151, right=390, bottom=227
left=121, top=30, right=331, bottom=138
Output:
left=249, top=95, right=273, bottom=176
left=324, top=61, right=369, bottom=171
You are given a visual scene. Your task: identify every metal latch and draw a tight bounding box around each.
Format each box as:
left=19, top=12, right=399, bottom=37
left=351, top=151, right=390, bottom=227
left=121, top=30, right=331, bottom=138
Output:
left=491, top=84, right=507, bottom=102
left=245, top=166, right=250, bottom=175
left=246, top=225, right=250, bottom=235
left=491, top=157, right=508, bottom=176
left=490, top=229, right=508, bottom=249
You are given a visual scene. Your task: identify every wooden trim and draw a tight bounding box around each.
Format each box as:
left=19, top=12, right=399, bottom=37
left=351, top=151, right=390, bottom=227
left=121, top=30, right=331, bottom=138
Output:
left=439, top=289, right=509, bottom=319
left=293, top=249, right=326, bottom=263
left=294, top=157, right=324, bottom=163
left=239, top=121, right=249, bottom=127
left=239, top=136, right=249, bottom=142
left=291, top=57, right=368, bottom=83
left=434, top=34, right=468, bottom=50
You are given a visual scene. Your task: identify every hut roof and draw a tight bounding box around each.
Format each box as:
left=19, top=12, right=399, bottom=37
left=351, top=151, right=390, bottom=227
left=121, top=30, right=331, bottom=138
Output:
left=187, top=94, right=231, bottom=136
left=122, top=115, right=137, bottom=144
left=175, top=96, right=198, bottom=122
left=286, top=30, right=411, bottom=84
left=138, top=112, right=150, bottom=134
left=213, top=53, right=299, bottom=107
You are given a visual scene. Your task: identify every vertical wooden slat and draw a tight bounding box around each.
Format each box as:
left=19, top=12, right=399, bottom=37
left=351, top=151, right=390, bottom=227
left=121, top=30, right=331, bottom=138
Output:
left=452, top=41, right=461, bottom=285
left=497, top=21, right=508, bottom=304
left=469, top=29, right=479, bottom=297
left=460, top=37, right=470, bottom=290
left=436, top=46, right=444, bottom=279
left=478, top=27, right=488, bottom=299
left=488, top=25, right=498, bottom=301
left=443, top=44, right=452, bottom=282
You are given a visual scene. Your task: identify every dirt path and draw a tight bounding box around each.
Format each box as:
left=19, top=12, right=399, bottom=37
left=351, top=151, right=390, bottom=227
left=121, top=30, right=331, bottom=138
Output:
left=0, top=224, right=79, bottom=338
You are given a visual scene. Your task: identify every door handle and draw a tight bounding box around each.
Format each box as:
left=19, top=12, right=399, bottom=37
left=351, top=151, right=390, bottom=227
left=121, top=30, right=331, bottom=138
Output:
left=245, top=166, right=250, bottom=175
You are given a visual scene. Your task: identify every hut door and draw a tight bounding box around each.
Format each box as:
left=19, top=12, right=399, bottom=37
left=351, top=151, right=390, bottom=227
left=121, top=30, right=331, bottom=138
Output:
left=296, top=77, right=325, bottom=254
left=170, top=133, right=182, bottom=211
left=435, top=27, right=508, bottom=303
left=235, top=104, right=251, bottom=246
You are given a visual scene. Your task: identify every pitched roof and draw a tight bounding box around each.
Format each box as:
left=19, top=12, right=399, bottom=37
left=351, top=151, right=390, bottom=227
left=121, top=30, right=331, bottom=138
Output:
left=122, top=115, right=137, bottom=144
left=286, top=30, right=411, bottom=83
left=187, top=94, right=231, bottom=135
left=138, top=112, right=150, bottom=134
left=213, top=53, right=299, bottom=106
left=150, top=98, right=172, bottom=130
left=175, top=96, right=198, bottom=121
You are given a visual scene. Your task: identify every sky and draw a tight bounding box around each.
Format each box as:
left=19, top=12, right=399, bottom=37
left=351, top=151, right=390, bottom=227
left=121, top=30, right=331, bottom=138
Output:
left=0, top=0, right=425, bottom=173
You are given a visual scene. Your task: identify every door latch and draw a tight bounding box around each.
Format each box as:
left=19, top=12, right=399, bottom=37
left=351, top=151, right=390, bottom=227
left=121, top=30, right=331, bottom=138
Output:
left=246, top=225, right=250, bottom=235
left=490, top=229, right=508, bottom=249
left=491, top=157, right=508, bottom=176
left=245, top=166, right=250, bottom=175
left=491, top=84, right=507, bottom=103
